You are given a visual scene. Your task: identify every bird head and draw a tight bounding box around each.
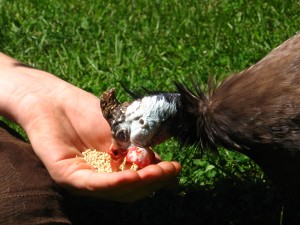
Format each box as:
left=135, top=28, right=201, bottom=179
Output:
left=100, top=88, right=181, bottom=150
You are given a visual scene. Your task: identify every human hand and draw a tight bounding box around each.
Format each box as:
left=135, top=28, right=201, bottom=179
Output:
left=0, top=53, right=181, bottom=202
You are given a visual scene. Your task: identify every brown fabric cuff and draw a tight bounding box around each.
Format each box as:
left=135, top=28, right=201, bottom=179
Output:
left=0, top=121, right=71, bottom=225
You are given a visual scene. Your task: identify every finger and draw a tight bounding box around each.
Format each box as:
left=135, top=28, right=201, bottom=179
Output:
left=62, top=169, right=140, bottom=199
left=80, top=163, right=176, bottom=201
left=56, top=159, right=181, bottom=202
left=92, top=161, right=181, bottom=195
left=118, top=182, right=163, bottom=202
left=118, top=162, right=182, bottom=202
left=81, top=168, right=141, bottom=192
left=119, top=173, right=178, bottom=202
left=157, top=161, right=182, bottom=175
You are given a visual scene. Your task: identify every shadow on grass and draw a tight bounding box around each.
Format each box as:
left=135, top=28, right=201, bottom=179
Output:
left=65, top=178, right=300, bottom=225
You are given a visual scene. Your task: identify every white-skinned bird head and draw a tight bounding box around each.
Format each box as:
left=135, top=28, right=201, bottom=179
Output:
left=100, top=89, right=181, bottom=149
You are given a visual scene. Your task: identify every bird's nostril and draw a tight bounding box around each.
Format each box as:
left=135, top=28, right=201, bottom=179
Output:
left=139, top=118, right=144, bottom=125
left=139, top=118, right=149, bottom=128
left=113, top=149, right=119, bottom=156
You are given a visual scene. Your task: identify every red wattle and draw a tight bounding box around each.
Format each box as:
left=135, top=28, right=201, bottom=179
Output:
left=125, top=146, right=155, bottom=169
left=108, top=144, right=128, bottom=172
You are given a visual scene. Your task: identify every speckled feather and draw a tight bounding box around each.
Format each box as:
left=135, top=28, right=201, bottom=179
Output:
left=99, top=33, right=300, bottom=197
left=100, top=88, right=130, bottom=147
left=173, top=33, right=300, bottom=198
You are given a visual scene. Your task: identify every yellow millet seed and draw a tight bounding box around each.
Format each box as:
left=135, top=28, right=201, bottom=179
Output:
left=80, top=149, right=138, bottom=172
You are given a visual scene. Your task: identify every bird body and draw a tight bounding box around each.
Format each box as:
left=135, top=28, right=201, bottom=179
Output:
left=175, top=33, right=300, bottom=197
left=101, top=33, right=300, bottom=197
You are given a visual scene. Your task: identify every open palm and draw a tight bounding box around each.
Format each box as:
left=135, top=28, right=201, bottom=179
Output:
left=14, top=73, right=181, bottom=202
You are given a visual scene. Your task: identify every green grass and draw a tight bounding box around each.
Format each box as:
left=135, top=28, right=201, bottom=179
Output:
left=1, top=0, right=300, bottom=224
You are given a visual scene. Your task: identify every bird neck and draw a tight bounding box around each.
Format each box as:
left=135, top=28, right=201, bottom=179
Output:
left=173, top=82, right=243, bottom=153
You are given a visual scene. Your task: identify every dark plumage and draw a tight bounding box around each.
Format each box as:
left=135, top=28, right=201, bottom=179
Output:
left=100, top=88, right=131, bottom=148
left=101, top=33, right=300, bottom=198
left=173, top=33, right=300, bottom=198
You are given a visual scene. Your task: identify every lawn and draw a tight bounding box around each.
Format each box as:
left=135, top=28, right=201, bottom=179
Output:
left=1, top=0, right=300, bottom=224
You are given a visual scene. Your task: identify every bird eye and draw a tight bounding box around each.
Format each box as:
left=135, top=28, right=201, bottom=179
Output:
left=115, top=129, right=129, bottom=142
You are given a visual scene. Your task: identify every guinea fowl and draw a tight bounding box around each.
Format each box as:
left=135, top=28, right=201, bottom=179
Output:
left=100, top=33, right=300, bottom=198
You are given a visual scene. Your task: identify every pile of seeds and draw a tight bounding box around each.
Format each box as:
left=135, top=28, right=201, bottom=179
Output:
left=81, top=149, right=138, bottom=173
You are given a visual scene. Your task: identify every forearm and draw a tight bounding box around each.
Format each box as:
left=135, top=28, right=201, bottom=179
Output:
left=0, top=52, right=70, bottom=127
left=0, top=52, right=23, bottom=120
left=0, top=54, right=181, bottom=201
